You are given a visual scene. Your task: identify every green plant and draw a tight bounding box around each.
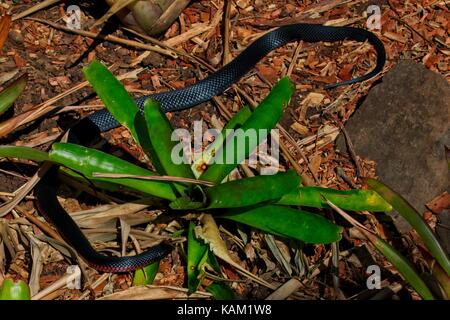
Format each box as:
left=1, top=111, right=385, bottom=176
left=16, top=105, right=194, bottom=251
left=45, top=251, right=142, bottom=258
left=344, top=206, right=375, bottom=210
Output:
left=0, top=279, right=31, bottom=300
left=0, top=60, right=393, bottom=298
left=365, top=179, right=450, bottom=299
left=323, top=178, right=450, bottom=300
left=0, top=74, right=28, bottom=137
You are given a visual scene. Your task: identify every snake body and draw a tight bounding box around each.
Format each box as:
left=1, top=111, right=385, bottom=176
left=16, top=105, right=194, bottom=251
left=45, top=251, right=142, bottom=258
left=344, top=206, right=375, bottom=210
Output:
left=35, top=24, right=386, bottom=272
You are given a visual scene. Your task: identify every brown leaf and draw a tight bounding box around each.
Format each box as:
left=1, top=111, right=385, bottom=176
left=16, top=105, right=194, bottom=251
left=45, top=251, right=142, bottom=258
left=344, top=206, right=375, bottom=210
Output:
left=309, top=153, right=322, bottom=177
left=0, top=14, right=12, bottom=51
left=338, top=64, right=353, bottom=81
left=290, top=122, right=309, bottom=136
left=256, top=64, right=278, bottom=82
left=13, top=54, right=26, bottom=68
left=426, top=192, right=450, bottom=215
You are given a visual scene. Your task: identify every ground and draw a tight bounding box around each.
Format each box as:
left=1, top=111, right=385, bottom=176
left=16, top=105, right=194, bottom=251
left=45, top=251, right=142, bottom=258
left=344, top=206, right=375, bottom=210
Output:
left=0, top=0, right=448, bottom=300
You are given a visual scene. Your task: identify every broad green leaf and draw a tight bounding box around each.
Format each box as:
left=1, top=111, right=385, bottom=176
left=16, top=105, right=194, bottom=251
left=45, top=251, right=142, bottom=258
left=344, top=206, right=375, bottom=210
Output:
left=82, top=60, right=139, bottom=133
left=205, top=283, right=236, bottom=300
left=82, top=60, right=155, bottom=164
left=206, top=170, right=300, bottom=209
left=200, top=77, right=294, bottom=184
left=0, top=279, right=31, bottom=300
left=132, top=261, right=160, bottom=286
left=0, top=145, right=49, bottom=162
left=49, top=143, right=177, bottom=201
left=169, top=195, right=203, bottom=210
left=222, top=205, right=342, bottom=244
left=277, top=186, right=392, bottom=212
left=0, top=74, right=27, bottom=116
left=144, top=98, right=195, bottom=194
left=192, top=105, right=252, bottom=178
left=187, top=221, right=209, bottom=293
left=366, top=178, right=450, bottom=276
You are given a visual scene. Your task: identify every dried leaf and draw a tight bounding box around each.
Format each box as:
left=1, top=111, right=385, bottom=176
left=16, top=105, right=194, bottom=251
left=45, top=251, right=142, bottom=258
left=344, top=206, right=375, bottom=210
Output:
left=0, top=14, right=12, bottom=51
left=99, top=285, right=211, bottom=300
left=195, top=214, right=275, bottom=289
left=290, top=122, right=309, bottom=136
left=119, top=219, right=131, bottom=257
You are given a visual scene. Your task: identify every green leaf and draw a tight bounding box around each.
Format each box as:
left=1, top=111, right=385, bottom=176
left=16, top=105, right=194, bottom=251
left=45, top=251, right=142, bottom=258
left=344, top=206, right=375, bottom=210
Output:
left=205, top=283, right=236, bottom=300
left=192, top=105, right=252, bottom=178
left=0, top=145, right=49, bottom=162
left=82, top=60, right=155, bottom=164
left=0, top=279, right=31, bottom=300
left=0, top=74, right=27, bottom=117
left=144, top=98, right=195, bottom=194
left=366, top=178, right=450, bottom=276
left=132, top=261, right=160, bottom=286
left=59, top=166, right=136, bottom=194
left=363, top=230, right=435, bottom=300
left=82, top=60, right=141, bottom=140
left=222, top=205, right=343, bottom=244
left=49, top=142, right=177, bottom=201
left=206, top=170, right=300, bottom=209
left=187, top=221, right=209, bottom=293
left=277, top=186, right=392, bottom=212
left=169, top=196, right=203, bottom=210
left=200, top=77, right=294, bottom=184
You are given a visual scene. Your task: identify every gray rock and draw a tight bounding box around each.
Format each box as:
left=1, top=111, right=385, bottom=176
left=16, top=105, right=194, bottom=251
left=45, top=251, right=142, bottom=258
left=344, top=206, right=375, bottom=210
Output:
left=336, top=61, right=450, bottom=232
left=436, top=209, right=450, bottom=255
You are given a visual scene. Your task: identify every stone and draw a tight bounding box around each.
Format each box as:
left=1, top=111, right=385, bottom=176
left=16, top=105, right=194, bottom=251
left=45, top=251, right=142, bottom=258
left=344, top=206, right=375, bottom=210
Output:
left=336, top=61, right=450, bottom=232
left=436, top=209, right=450, bottom=255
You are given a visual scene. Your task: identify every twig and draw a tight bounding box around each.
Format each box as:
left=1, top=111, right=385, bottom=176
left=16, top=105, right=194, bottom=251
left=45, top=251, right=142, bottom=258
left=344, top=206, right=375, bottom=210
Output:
left=223, top=0, right=233, bottom=65
left=284, top=42, right=303, bottom=77
left=164, top=13, right=222, bottom=48
left=387, top=0, right=449, bottom=51
left=323, top=197, right=372, bottom=232
left=27, top=18, right=177, bottom=58
left=0, top=167, right=29, bottom=180
left=0, top=192, right=34, bottom=200
left=277, top=125, right=321, bottom=185
left=335, top=166, right=358, bottom=188
left=7, top=202, right=63, bottom=242
left=339, top=125, right=362, bottom=177
left=12, top=0, right=61, bottom=21
left=0, top=162, right=52, bottom=218
left=78, top=273, right=110, bottom=300
left=92, top=173, right=216, bottom=187
left=31, top=266, right=81, bottom=300
left=1, top=66, right=143, bottom=137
